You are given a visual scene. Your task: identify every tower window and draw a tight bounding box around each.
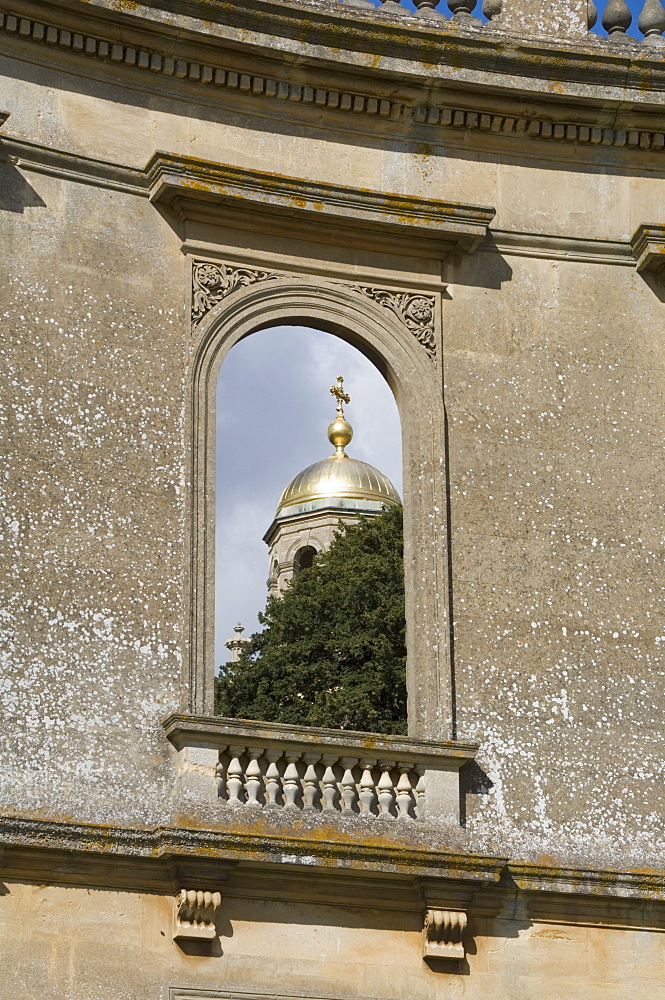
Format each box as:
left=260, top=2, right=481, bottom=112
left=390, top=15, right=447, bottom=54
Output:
left=294, top=546, right=317, bottom=573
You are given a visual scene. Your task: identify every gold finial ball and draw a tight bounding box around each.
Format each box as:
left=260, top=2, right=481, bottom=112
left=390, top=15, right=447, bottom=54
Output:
left=328, top=416, right=353, bottom=451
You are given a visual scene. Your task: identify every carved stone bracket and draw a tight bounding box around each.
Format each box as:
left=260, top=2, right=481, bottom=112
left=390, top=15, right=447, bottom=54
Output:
left=351, top=286, right=437, bottom=362
left=174, top=889, right=221, bottom=941
left=192, top=260, right=278, bottom=325
left=631, top=224, right=665, bottom=276
left=423, top=907, right=467, bottom=961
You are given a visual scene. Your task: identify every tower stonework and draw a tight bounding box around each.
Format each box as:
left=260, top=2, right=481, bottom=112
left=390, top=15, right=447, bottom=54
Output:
left=1, top=1, right=665, bottom=998
left=264, top=377, right=400, bottom=594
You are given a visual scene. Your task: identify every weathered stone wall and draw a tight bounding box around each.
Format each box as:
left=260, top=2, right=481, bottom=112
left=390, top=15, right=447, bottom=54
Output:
left=1, top=14, right=664, bottom=854
left=1, top=5, right=664, bottom=995
left=0, top=160, right=185, bottom=823
left=2, top=879, right=663, bottom=1000
left=447, top=250, right=665, bottom=864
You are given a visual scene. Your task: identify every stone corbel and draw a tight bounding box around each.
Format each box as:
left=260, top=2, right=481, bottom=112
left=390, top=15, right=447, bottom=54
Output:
left=631, top=224, right=665, bottom=276
left=174, top=889, right=221, bottom=942
left=423, top=907, right=467, bottom=961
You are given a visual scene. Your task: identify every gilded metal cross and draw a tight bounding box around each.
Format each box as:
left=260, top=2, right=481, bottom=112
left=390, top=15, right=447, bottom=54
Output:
left=329, top=375, right=350, bottom=416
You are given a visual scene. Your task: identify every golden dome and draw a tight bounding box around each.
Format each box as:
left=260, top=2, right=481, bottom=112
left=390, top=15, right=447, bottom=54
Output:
left=275, top=375, right=400, bottom=518
left=276, top=453, right=401, bottom=517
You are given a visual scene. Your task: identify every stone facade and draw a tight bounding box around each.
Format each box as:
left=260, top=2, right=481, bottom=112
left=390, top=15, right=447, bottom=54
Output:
left=1, top=0, right=665, bottom=997
left=264, top=507, right=361, bottom=596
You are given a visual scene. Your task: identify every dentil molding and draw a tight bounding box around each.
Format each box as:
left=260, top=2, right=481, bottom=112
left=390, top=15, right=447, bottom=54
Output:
left=3, top=6, right=665, bottom=155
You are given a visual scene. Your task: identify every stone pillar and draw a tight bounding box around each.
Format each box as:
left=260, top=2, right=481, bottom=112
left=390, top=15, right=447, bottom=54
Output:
left=224, top=623, right=251, bottom=662
left=495, top=0, right=590, bottom=37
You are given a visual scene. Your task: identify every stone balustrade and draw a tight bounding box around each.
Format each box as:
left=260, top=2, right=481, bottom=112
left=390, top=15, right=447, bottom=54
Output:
left=164, top=714, right=478, bottom=826
left=342, top=0, right=665, bottom=45
left=2, top=0, right=664, bottom=72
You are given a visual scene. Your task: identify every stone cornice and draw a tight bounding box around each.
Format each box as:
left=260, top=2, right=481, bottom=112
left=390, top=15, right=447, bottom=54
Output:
left=1, top=133, right=654, bottom=268
left=0, top=814, right=507, bottom=883
left=31, top=0, right=665, bottom=101
left=4, top=2, right=665, bottom=155
left=163, top=713, right=479, bottom=766
left=2, top=815, right=665, bottom=912
left=147, top=153, right=495, bottom=254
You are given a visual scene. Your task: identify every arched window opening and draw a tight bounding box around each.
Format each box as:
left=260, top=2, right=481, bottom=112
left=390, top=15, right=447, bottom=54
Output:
left=294, top=545, right=317, bottom=574
left=214, top=324, right=405, bottom=734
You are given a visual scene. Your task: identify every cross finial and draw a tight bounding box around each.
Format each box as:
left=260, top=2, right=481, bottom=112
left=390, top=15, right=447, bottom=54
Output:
left=330, top=375, right=350, bottom=417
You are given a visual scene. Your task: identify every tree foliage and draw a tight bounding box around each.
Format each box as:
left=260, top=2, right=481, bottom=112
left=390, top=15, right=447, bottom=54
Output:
left=215, top=505, right=406, bottom=734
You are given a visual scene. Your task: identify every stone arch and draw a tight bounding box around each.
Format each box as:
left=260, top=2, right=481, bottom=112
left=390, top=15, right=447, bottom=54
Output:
left=285, top=536, right=324, bottom=564
left=293, top=544, right=317, bottom=574
left=186, top=278, right=451, bottom=739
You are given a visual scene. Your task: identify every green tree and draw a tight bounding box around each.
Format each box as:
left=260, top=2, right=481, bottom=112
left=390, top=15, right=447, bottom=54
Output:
left=215, top=505, right=406, bottom=734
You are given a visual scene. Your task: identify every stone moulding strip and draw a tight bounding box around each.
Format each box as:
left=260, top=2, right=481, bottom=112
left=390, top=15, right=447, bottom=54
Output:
left=2, top=8, right=665, bottom=155
left=146, top=152, right=495, bottom=253
left=486, top=230, right=636, bottom=266
left=0, top=134, right=652, bottom=274
left=0, top=133, right=147, bottom=196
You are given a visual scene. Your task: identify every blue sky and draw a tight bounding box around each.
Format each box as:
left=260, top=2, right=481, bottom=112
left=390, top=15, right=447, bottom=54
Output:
left=215, top=327, right=402, bottom=664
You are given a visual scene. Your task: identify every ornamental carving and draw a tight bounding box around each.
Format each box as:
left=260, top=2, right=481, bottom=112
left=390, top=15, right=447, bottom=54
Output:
left=192, top=260, right=278, bottom=325
left=423, top=908, right=467, bottom=960
left=174, top=889, right=222, bottom=942
left=352, top=286, right=437, bottom=361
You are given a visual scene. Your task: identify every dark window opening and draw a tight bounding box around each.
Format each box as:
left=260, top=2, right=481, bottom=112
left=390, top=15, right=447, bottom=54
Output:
left=294, top=545, right=317, bottom=573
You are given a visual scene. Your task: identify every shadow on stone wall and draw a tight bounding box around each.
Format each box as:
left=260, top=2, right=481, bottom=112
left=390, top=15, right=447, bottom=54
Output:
left=459, top=759, right=494, bottom=828
left=637, top=269, right=665, bottom=303
left=0, top=161, right=46, bottom=213
left=452, top=238, right=514, bottom=289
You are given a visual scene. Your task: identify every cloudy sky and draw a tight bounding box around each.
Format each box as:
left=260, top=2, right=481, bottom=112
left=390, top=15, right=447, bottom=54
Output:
left=215, top=325, right=403, bottom=665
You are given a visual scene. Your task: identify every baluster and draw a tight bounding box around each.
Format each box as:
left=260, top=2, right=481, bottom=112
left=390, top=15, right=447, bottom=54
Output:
left=321, top=756, right=339, bottom=812
left=377, top=0, right=409, bottom=15
left=283, top=752, right=302, bottom=809
left=245, top=747, right=263, bottom=807
left=216, top=750, right=227, bottom=800
left=482, top=0, right=503, bottom=19
left=226, top=746, right=245, bottom=805
left=588, top=0, right=598, bottom=29
left=358, top=760, right=376, bottom=816
left=377, top=761, right=396, bottom=818
left=414, top=0, right=447, bottom=20
left=638, top=0, right=665, bottom=42
left=414, top=766, right=426, bottom=821
left=340, top=757, right=358, bottom=814
left=396, top=763, right=414, bottom=820
left=602, top=0, right=633, bottom=38
left=302, top=754, right=320, bottom=811
left=264, top=750, right=282, bottom=807
left=447, top=0, right=481, bottom=24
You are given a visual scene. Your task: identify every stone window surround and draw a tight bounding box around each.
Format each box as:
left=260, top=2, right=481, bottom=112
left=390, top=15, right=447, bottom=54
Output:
left=149, top=151, right=496, bottom=741
left=188, top=276, right=453, bottom=739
